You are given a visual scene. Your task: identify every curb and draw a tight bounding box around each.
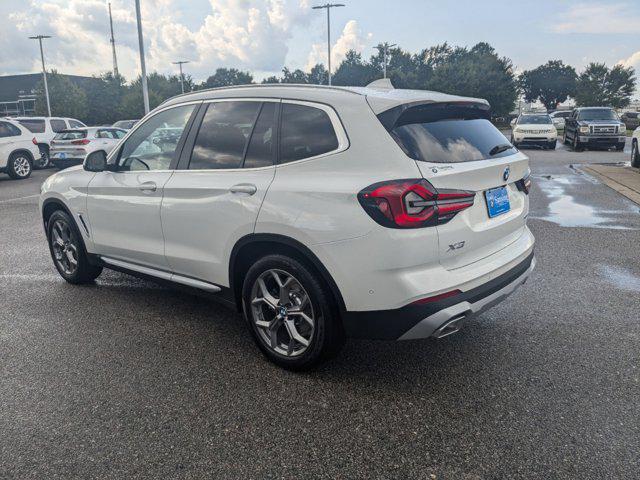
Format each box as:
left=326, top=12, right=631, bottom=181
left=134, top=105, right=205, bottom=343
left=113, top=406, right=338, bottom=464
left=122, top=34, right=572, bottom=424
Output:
left=580, top=164, right=640, bottom=205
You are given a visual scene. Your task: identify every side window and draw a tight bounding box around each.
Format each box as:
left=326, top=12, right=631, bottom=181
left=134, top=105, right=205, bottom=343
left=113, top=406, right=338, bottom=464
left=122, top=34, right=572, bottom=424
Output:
left=189, top=101, right=261, bottom=170
left=280, top=103, right=339, bottom=163
left=111, top=129, right=126, bottom=139
left=50, top=119, right=67, bottom=132
left=96, top=130, right=110, bottom=139
left=243, top=102, right=276, bottom=169
left=69, top=120, right=84, bottom=128
left=0, top=121, right=21, bottom=137
left=116, top=104, right=195, bottom=172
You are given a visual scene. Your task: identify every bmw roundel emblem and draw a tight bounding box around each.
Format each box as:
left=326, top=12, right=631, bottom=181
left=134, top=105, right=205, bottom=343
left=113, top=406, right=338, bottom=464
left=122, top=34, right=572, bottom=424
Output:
left=503, top=167, right=510, bottom=182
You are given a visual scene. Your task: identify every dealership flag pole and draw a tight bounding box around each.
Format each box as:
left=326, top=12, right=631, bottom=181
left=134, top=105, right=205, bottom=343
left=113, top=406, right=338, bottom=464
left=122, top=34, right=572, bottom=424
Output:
left=134, top=0, right=150, bottom=114
left=29, top=35, right=52, bottom=117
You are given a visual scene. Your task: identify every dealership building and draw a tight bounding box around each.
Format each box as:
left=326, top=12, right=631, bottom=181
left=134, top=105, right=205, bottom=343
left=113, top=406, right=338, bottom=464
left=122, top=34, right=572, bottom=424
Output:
left=0, top=73, right=97, bottom=116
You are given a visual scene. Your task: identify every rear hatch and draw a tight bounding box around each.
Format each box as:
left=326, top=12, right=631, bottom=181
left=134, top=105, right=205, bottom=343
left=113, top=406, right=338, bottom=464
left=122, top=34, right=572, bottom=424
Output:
left=382, top=102, right=529, bottom=270
left=50, top=130, right=90, bottom=157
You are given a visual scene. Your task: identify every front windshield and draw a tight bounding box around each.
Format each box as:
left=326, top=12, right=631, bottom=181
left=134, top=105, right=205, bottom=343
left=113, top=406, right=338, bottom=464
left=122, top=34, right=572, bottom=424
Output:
left=518, top=115, right=552, bottom=125
left=578, top=109, right=618, bottom=121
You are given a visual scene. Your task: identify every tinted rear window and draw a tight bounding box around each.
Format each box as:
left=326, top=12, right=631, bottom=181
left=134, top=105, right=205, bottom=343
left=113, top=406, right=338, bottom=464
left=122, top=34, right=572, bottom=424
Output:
left=54, top=130, right=87, bottom=140
left=280, top=103, right=339, bottom=163
left=50, top=119, right=67, bottom=132
left=386, top=105, right=516, bottom=163
left=18, top=119, right=45, bottom=133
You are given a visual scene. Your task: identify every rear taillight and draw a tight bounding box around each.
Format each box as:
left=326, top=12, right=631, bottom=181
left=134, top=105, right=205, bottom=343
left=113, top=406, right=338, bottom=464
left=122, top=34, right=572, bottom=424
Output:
left=358, top=178, right=475, bottom=229
left=516, top=171, right=532, bottom=195
left=71, top=139, right=90, bottom=145
left=32, top=137, right=38, bottom=145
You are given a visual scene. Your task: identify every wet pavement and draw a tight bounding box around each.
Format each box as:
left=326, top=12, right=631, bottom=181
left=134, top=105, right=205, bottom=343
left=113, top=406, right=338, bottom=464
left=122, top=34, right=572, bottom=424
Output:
left=1, top=141, right=639, bottom=479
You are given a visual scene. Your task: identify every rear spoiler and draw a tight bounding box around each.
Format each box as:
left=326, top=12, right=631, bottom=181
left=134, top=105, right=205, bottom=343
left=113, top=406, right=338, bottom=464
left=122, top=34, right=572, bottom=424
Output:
left=376, top=101, right=491, bottom=131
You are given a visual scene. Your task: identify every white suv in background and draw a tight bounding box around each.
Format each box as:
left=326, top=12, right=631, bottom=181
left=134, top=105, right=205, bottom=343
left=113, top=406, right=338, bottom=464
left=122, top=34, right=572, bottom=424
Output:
left=15, top=116, right=86, bottom=169
left=39, top=83, right=535, bottom=370
left=0, top=118, right=41, bottom=180
left=511, top=113, right=557, bottom=149
left=50, top=127, right=126, bottom=169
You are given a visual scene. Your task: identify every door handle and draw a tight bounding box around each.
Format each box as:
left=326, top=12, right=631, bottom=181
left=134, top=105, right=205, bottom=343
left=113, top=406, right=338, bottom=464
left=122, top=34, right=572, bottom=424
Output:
left=229, top=183, right=257, bottom=195
left=139, top=181, right=157, bottom=193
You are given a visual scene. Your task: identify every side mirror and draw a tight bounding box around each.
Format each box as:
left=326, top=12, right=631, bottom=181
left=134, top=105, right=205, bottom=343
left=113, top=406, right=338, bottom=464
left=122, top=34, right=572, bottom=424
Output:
left=84, top=150, right=108, bottom=172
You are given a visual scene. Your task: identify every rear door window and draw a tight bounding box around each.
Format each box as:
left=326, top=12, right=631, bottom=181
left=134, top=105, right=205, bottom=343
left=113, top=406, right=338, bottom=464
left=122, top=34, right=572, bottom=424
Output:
left=68, top=120, right=85, bottom=128
left=280, top=103, right=339, bottom=163
left=243, top=102, right=277, bottom=169
left=384, top=104, right=516, bottom=163
left=18, top=119, right=45, bottom=133
left=189, top=101, right=261, bottom=170
left=50, top=119, right=67, bottom=133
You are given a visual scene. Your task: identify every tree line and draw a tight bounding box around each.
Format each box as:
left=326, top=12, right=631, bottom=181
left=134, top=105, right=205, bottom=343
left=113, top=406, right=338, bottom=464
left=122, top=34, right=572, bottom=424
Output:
left=35, top=42, right=636, bottom=125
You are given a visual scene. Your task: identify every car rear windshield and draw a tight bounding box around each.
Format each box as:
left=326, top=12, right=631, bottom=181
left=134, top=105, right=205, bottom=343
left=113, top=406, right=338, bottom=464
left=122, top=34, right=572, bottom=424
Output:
left=18, top=119, right=45, bottom=133
left=54, top=130, right=87, bottom=140
left=383, top=104, right=516, bottom=163
left=518, top=115, right=552, bottom=124
left=577, top=109, right=618, bottom=120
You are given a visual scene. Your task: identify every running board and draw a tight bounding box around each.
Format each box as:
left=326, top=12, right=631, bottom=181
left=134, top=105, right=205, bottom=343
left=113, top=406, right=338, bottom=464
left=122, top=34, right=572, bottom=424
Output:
left=100, top=257, right=221, bottom=293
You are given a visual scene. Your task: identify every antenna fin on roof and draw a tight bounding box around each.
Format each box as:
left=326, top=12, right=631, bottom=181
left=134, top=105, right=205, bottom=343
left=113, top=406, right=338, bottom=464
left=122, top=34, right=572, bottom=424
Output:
left=366, top=78, right=394, bottom=90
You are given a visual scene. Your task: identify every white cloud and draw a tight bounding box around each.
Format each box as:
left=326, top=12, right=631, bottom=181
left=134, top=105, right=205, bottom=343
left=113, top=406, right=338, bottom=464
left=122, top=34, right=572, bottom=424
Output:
left=619, top=50, right=640, bottom=72
left=0, top=0, right=316, bottom=81
left=551, top=3, right=640, bottom=34
left=305, top=20, right=372, bottom=71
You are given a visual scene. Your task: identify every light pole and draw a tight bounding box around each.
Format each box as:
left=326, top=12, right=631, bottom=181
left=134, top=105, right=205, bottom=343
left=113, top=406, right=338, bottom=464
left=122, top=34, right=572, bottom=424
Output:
left=312, top=3, right=345, bottom=86
left=172, top=60, right=190, bottom=94
left=380, top=42, right=397, bottom=79
left=134, top=0, right=150, bottom=114
left=29, top=35, right=52, bottom=117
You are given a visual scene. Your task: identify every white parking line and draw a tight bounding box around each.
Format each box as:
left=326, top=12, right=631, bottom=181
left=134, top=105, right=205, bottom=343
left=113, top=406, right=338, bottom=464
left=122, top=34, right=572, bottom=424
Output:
left=0, top=194, right=40, bottom=204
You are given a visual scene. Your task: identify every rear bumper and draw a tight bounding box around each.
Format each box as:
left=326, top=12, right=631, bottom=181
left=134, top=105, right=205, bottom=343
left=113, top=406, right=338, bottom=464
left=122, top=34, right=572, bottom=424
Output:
left=341, top=251, right=535, bottom=340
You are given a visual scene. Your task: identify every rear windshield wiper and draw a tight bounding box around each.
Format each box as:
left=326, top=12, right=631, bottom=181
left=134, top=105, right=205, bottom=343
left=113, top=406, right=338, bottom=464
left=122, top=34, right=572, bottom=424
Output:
left=489, top=143, right=512, bottom=156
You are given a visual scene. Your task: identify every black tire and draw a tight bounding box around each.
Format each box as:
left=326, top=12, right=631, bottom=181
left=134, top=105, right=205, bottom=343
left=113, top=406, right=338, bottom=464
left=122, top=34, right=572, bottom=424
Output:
left=510, top=136, right=518, bottom=149
left=46, top=210, right=102, bottom=284
left=548, top=141, right=556, bottom=150
left=563, top=131, right=569, bottom=145
left=34, top=146, right=50, bottom=169
left=6, top=151, right=33, bottom=179
left=615, top=144, right=624, bottom=152
left=242, top=254, right=344, bottom=370
left=631, top=141, right=640, bottom=168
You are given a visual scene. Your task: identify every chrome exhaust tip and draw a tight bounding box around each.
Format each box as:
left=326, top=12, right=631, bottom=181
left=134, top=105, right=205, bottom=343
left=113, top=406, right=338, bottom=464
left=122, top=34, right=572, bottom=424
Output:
left=432, top=315, right=466, bottom=339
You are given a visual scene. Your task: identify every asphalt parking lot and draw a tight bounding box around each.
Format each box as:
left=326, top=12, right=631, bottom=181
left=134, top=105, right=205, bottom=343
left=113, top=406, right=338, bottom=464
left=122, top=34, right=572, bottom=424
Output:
left=1, top=140, right=639, bottom=479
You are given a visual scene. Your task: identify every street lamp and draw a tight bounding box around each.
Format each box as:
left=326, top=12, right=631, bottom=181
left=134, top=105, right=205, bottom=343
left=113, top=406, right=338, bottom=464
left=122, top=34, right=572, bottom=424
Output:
left=312, top=3, right=345, bottom=86
left=29, top=35, right=52, bottom=117
left=172, top=60, right=190, bottom=94
left=134, top=0, right=150, bottom=114
left=380, top=42, right=397, bottom=79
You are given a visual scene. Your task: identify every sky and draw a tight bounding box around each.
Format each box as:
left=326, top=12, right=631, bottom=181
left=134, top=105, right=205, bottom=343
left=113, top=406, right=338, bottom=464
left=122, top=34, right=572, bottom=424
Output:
left=1, top=0, right=639, bottom=94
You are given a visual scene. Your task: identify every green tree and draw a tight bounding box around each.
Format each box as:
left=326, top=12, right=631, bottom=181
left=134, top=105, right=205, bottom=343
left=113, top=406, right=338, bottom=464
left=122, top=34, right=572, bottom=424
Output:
left=281, top=67, right=309, bottom=84
left=519, top=60, right=577, bottom=110
left=202, top=68, right=253, bottom=88
left=332, top=50, right=377, bottom=86
left=575, top=63, right=636, bottom=108
left=85, top=72, right=127, bottom=125
left=261, top=75, right=280, bottom=84
left=307, top=64, right=328, bottom=85
left=426, top=42, right=518, bottom=117
left=35, top=71, right=88, bottom=120
left=369, top=45, right=421, bottom=88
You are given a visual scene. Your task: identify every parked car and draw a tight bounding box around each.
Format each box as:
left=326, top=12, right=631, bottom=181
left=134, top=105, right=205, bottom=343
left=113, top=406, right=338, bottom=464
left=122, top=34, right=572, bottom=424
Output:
left=549, top=110, right=572, bottom=130
left=112, top=119, right=139, bottom=130
left=0, top=118, right=41, bottom=180
left=620, top=112, right=639, bottom=131
left=563, top=107, right=626, bottom=151
left=631, top=126, right=640, bottom=168
left=511, top=113, right=557, bottom=149
left=15, top=116, right=86, bottom=168
left=50, top=127, right=126, bottom=169
left=39, top=83, right=535, bottom=370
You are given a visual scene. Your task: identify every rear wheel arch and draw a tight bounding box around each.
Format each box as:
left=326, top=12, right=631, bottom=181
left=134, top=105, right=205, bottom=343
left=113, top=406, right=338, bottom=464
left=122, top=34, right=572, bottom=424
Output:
left=229, top=234, right=346, bottom=314
left=10, top=148, right=35, bottom=163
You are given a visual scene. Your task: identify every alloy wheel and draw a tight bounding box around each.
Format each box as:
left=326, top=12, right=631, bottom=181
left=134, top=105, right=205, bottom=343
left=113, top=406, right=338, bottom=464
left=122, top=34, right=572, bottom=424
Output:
left=51, top=219, right=79, bottom=275
left=13, top=156, right=31, bottom=177
left=250, top=269, right=315, bottom=357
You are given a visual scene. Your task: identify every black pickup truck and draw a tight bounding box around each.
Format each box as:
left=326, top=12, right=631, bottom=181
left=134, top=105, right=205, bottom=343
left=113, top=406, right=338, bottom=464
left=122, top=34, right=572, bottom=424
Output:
left=563, top=107, right=627, bottom=151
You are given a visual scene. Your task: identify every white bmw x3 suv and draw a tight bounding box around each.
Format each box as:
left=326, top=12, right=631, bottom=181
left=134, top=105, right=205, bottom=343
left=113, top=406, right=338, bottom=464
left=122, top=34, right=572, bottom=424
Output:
left=40, top=82, right=535, bottom=370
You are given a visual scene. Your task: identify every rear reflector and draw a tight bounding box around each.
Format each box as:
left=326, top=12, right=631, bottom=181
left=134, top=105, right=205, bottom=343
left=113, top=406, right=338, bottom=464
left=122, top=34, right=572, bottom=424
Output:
left=411, top=289, right=462, bottom=305
left=32, top=137, right=38, bottom=145
left=358, top=178, right=475, bottom=229
left=71, top=139, right=90, bottom=145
